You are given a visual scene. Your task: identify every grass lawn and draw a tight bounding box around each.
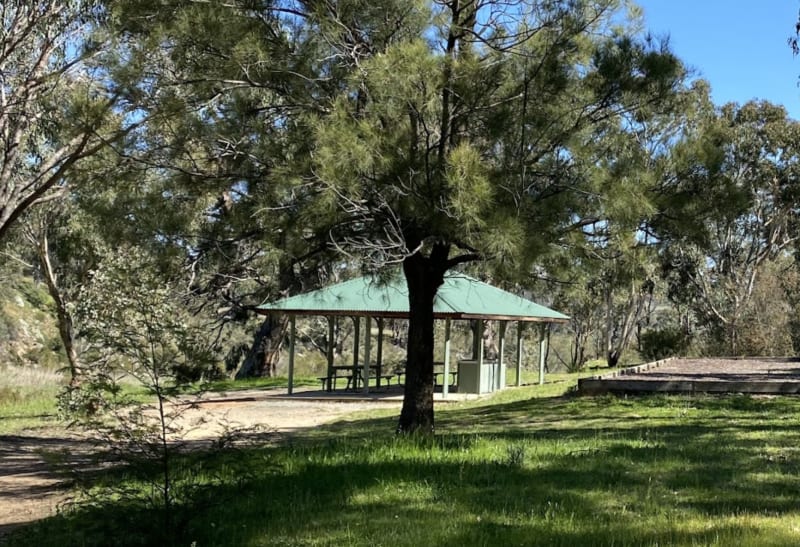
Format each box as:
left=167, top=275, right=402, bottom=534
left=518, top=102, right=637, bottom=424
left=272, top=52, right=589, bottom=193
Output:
left=0, top=366, right=64, bottom=435
left=0, top=384, right=61, bottom=434
left=9, top=373, right=800, bottom=546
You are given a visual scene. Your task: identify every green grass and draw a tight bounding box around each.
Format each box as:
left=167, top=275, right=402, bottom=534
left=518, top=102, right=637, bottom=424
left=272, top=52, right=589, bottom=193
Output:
left=0, top=365, right=64, bottom=434
left=10, top=375, right=800, bottom=546
left=0, top=379, right=157, bottom=435
left=0, top=385, right=61, bottom=434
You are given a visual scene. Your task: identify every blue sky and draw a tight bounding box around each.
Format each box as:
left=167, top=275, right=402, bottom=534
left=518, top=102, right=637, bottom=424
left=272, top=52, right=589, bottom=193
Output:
left=636, top=1, right=800, bottom=119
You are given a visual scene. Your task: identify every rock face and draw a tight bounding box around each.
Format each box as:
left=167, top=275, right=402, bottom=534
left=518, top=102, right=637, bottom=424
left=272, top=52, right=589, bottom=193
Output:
left=0, top=275, right=64, bottom=368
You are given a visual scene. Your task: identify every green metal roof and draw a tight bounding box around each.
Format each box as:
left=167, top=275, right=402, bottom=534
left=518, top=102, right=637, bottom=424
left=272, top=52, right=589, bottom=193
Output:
left=256, top=273, right=569, bottom=323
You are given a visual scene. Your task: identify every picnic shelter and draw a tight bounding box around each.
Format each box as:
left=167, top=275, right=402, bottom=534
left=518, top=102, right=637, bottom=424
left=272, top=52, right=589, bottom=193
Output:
left=256, top=272, right=569, bottom=398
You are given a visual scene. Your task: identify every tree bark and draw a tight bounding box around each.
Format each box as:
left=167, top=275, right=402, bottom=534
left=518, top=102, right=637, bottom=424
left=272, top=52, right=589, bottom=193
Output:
left=729, top=322, right=739, bottom=356
left=236, top=256, right=299, bottom=378
left=605, top=284, right=616, bottom=367
left=235, top=313, right=287, bottom=378
left=396, top=246, right=448, bottom=434
left=36, top=231, right=80, bottom=386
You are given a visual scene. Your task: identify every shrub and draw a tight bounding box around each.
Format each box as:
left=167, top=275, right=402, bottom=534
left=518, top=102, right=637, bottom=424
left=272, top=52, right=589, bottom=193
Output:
left=640, top=327, right=690, bottom=361
left=15, top=277, right=54, bottom=311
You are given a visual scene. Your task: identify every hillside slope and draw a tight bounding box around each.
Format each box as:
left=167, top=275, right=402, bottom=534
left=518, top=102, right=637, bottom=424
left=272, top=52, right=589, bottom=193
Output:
left=0, top=272, right=65, bottom=369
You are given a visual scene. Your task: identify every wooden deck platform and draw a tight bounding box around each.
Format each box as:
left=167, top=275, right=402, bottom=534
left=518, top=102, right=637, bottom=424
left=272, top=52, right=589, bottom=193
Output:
left=578, top=357, right=800, bottom=396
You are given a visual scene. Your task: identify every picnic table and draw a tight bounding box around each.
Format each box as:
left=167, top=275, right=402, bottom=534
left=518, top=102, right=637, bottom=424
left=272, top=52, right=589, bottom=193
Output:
left=319, top=365, right=394, bottom=391
left=434, top=361, right=457, bottom=389
left=393, top=362, right=458, bottom=389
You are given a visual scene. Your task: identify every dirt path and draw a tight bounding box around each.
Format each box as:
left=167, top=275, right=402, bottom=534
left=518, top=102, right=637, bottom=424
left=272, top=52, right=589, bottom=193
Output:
left=177, top=391, right=401, bottom=441
left=0, top=430, right=91, bottom=541
left=0, top=393, right=401, bottom=540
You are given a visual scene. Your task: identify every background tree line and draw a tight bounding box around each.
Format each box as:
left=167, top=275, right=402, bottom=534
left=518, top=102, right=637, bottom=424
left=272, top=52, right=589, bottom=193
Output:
left=2, top=0, right=800, bottom=432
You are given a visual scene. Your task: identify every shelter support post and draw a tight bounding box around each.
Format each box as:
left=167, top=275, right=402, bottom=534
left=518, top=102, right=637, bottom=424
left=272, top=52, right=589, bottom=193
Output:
left=326, top=317, right=334, bottom=392
left=478, top=319, right=485, bottom=368
left=352, top=316, right=360, bottom=377
left=477, top=319, right=487, bottom=392
left=376, top=318, right=384, bottom=388
left=471, top=320, right=480, bottom=360
left=363, top=316, right=372, bottom=394
left=288, top=316, right=296, bottom=395
left=516, top=321, right=524, bottom=387
left=538, top=323, right=547, bottom=386
left=498, top=321, right=506, bottom=390
left=443, top=318, right=452, bottom=399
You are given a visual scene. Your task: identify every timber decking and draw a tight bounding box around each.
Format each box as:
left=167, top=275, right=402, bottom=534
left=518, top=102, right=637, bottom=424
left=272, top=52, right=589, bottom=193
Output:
left=578, top=357, right=800, bottom=395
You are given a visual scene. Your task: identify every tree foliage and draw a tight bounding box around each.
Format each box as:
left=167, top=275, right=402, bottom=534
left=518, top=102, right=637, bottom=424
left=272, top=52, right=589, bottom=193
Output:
left=0, top=0, right=137, bottom=242
left=307, top=0, right=684, bottom=431
left=7, top=0, right=800, bottom=441
left=656, top=101, right=800, bottom=354
left=100, top=0, right=356, bottom=376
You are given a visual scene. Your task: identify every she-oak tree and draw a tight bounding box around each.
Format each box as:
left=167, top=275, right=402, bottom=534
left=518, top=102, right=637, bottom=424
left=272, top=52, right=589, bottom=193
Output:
left=311, top=0, right=684, bottom=433
left=92, top=0, right=684, bottom=433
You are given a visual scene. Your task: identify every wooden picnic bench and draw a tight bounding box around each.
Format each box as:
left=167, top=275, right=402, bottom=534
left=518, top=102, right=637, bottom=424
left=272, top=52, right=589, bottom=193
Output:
left=319, top=366, right=395, bottom=391
left=435, top=370, right=458, bottom=388
left=391, top=366, right=456, bottom=389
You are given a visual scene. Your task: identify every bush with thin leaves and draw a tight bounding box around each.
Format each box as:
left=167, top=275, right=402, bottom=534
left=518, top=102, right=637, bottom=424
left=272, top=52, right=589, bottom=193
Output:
left=61, top=249, right=218, bottom=541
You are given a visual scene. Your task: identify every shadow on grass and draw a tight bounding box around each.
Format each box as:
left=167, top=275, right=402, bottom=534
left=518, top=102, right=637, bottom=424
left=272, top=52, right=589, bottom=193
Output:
left=10, top=392, right=800, bottom=546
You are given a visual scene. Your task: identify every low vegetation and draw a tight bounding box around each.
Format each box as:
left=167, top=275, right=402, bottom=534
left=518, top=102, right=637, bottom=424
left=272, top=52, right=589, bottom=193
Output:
left=0, top=365, right=63, bottom=434
left=7, top=373, right=800, bottom=546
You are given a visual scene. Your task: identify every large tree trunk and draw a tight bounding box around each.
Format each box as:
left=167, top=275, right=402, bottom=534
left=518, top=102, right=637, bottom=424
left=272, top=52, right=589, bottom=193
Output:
left=235, top=314, right=287, bottom=378
left=236, top=256, right=299, bottom=378
left=396, top=248, right=447, bottom=434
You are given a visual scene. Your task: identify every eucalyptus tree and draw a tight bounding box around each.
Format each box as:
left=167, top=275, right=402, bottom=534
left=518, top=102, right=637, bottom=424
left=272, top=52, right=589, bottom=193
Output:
left=0, top=0, right=155, bottom=382
left=541, top=249, right=602, bottom=371
left=562, top=79, right=702, bottom=367
left=0, top=0, right=138, bottom=243
left=655, top=100, right=800, bottom=355
left=21, top=205, right=93, bottom=383
left=544, top=226, right=660, bottom=369
left=311, top=0, right=684, bottom=432
left=18, top=149, right=132, bottom=385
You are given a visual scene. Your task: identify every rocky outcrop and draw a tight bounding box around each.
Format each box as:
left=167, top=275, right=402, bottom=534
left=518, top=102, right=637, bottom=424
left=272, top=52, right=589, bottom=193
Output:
left=0, top=275, right=64, bottom=368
